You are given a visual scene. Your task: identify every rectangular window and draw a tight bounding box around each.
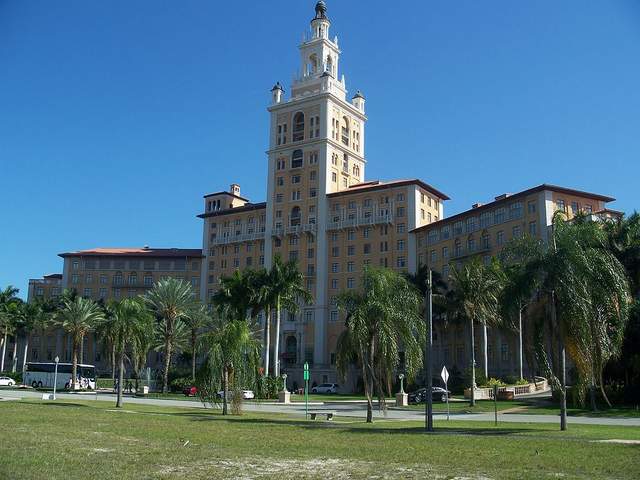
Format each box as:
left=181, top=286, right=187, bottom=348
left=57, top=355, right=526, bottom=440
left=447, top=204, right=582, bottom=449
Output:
left=331, top=278, right=338, bottom=289
left=144, top=276, right=153, bottom=286
left=292, top=175, right=301, bottom=184
left=528, top=201, right=536, bottom=214
left=529, top=221, right=537, bottom=236
left=512, top=225, right=522, bottom=238
left=99, top=288, right=107, bottom=298
left=497, top=230, right=505, bottom=246
left=363, top=243, right=371, bottom=254
left=347, top=245, right=355, bottom=256
left=396, top=224, right=406, bottom=234
left=332, top=246, right=339, bottom=257
left=330, top=311, right=338, bottom=322
left=442, top=246, right=449, bottom=259
left=396, top=256, right=406, bottom=268
left=347, top=278, right=355, bottom=289
left=331, top=263, right=339, bottom=273
left=347, top=261, right=354, bottom=272
left=83, top=288, right=92, bottom=298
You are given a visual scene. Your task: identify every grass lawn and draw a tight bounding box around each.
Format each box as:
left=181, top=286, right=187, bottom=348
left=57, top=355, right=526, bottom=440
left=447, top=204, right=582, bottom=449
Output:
left=1, top=399, right=639, bottom=479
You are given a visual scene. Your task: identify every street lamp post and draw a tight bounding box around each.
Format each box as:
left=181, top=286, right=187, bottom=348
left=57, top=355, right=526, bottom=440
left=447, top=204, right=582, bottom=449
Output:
left=425, top=269, right=434, bottom=432
left=53, top=356, right=59, bottom=400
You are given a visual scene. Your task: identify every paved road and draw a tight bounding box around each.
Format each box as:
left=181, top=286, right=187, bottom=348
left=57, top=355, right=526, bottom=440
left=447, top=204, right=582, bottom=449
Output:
left=2, top=388, right=639, bottom=427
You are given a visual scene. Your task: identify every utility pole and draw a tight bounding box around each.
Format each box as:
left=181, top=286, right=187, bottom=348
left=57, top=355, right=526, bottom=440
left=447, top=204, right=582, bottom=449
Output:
left=425, top=269, right=434, bottom=432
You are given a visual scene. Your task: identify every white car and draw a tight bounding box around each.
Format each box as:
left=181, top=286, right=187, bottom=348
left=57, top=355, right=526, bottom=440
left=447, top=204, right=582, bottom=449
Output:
left=0, top=376, right=16, bottom=387
left=311, top=383, right=339, bottom=394
left=216, top=390, right=255, bottom=400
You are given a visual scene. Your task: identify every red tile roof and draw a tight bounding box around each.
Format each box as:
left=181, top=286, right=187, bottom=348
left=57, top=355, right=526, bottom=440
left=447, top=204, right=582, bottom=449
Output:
left=327, top=179, right=450, bottom=200
left=59, top=247, right=203, bottom=258
left=412, top=184, right=615, bottom=233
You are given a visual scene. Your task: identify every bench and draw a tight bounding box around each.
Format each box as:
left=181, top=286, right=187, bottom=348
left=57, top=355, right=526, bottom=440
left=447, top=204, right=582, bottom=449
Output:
left=309, top=410, right=336, bottom=421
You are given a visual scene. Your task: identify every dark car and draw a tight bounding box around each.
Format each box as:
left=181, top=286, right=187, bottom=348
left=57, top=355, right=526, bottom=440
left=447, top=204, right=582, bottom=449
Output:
left=408, top=387, right=450, bottom=404
left=183, top=386, right=198, bottom=397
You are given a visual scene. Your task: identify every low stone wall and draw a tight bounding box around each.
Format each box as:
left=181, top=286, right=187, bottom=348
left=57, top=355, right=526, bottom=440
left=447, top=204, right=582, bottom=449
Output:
left=464, top=376, right=549, bottom=400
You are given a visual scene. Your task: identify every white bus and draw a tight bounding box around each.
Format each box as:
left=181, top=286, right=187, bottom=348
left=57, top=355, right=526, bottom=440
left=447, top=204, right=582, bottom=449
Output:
left=24, top=362, right=96, bottom=390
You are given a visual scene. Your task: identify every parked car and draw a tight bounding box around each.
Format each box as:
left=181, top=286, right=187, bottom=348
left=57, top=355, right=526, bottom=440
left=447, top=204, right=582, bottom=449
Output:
left=311, top=383, right=339, bottom=394
left=0, top=376, right=16, bottom=387
left=216, top=389, right=255, bottom=400
left=182, top=386, right=198, bottom=397
left=408, top=387, right=450, bottom=403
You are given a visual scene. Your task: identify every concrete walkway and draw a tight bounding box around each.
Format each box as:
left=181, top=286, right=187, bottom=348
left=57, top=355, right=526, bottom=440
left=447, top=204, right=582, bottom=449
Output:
left=2, top=388, right=639, bottom=427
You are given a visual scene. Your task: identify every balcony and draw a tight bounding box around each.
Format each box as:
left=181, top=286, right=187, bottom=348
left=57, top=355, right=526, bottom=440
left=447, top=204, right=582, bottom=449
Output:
left=450, top=245, right=492, bottom=261
left=327, top=213, right=393, bottom=231
left=211, top=228, right=266, bottom=246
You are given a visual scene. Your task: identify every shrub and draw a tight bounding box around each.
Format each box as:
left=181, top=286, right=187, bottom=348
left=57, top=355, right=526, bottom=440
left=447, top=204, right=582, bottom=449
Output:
left=1, top=371, right=22, bottom=384
left=255, top=375, right=284, bottom=399
left=169, top=376, right=192, bottom=393
left=463, top=367, right=487, bottom=389
left=515, top=378, right=530, bottom=386
left=484, top=378, right=506, bottom=388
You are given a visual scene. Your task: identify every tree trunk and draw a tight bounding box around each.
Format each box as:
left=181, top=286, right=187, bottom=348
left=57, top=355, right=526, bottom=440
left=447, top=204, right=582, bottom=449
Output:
left=222, top=366, right=229, bottom=416
left=111, top=342, right=116, bottom=382
left=599, top=370, right=612, bottom=408
left=264, top=308, right=271, bottom=376
left=11, top=335, right=18, bottom=373
left=71, top=338, right=78, bottom=390
left=1, top=332, right=6, bottom=371
left=470, top=318, right=476, bottom=407
left=79, top=334, right=84, bottom=365
left=274, top=297, right=281, bottom=377
left=116, top=343, right=125, bottom=408
left=191, top=329, right=197, bottom=382
left=482, top=323, right=488, bottom=379
left=518, top=307, right=524, bottom=381
left=22, top=333, right=30, bottom=374
left=589, top=379, right=598, bottom=412
left=162, top=337, right=172, bottom=394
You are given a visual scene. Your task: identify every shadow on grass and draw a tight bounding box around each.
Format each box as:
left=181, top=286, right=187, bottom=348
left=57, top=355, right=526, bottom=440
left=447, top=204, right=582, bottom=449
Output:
left=130, top=409, right=540, bottom=437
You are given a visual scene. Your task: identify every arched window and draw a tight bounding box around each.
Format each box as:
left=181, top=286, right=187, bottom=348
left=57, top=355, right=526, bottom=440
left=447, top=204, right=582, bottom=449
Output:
left=326, top=55, right=333, bottom=75
left=291, top=149, right=303, bottom=168
left=285, top=336, right=297, bottom=365
left=341, top=116, right=350, bottom=146
left=308, top=54, right=318, bottom=75
left=290, top=206, right=301, bottom=227
left=293, top=112, right=305, bottom=142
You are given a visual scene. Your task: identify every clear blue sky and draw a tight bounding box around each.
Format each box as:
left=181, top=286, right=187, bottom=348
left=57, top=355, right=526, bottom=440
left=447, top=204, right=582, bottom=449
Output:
left=2, top=1, right=639, bottom=298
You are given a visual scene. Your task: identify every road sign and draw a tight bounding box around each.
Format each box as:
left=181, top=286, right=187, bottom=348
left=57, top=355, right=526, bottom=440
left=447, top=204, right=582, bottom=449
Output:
left=441, top=366, right=449, bottom=384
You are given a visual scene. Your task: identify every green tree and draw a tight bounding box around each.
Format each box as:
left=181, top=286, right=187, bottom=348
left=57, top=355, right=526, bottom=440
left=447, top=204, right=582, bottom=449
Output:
left=507, top=214, right=631, bottom=419
left=144, top=278, right=197, bottom=394
left=183, top=305, right=213, bottom=381
left=56, top=296, right=105, bottom=389
left=266, top=256, right=312, bottom=377
left=336, top=267, right=423, bottom=423
left=197, top=317, right=261, bottom=415
left=108, top=298, right=153, bottom=407
left=18, top=300, right=52, bottom=373
left=0, top=286, right=20, bottom=372
left=446, top=259, right=503, bottom=406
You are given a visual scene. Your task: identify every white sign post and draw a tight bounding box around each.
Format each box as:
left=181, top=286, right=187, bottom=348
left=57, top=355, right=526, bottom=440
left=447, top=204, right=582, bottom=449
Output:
left=441, top=366, right=450, bottom=421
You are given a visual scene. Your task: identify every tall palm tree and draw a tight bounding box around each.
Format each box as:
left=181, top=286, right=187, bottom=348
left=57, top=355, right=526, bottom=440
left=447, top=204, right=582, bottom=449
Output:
left=144, top=278, right=197, bottom=394
left=499, top=235, right=542, bottom=380
left=267, top=256, right=312, bottom=377
left=447, top=259, right=503, bottom=406
left=95, top=305, right=119, bottom=382
left=130, top=310, right=156, bottom=392
left=183, top=305, right=213, bottom=381
left=509, top=213, right=630, bottom=420
left=198, top=317, right=261, bottom=415
left=56, top=296, right=105, bottom=389
left=109, top=298, right=153, bottom=407
left=0, top=286, right=20, bottom=372
left=19, top=301, right=51, bottom=373
left=336, top=267, right=423, bottom=423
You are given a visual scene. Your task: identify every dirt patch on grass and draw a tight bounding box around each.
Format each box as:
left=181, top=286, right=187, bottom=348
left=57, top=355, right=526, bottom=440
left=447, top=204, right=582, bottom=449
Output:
left=156, top=457, right=493, bottom=479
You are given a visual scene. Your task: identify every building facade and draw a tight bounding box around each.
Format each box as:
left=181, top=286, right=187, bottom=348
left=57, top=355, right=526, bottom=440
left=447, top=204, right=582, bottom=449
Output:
left=412, top=184, right=618, bottom=379
left=14, top=247, right=203, bottom=372
left=199, top=2, right=449, bottom=387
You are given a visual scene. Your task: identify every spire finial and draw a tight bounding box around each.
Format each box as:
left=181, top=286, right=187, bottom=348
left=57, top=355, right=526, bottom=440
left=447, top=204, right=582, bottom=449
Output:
left=314, top=1, right=328, bottom=20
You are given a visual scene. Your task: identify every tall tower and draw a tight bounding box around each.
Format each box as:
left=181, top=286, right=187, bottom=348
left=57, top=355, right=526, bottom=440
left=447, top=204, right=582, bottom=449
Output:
left=265, top=1, right=367, bottom=375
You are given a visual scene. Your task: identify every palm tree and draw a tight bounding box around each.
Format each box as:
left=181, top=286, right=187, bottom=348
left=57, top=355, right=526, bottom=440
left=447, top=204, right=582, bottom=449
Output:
left=267, top=256, right=312, bottom=377
left=95, top=305, right=119, bottom=382
left=144, top=278, right=197, bottom=394
left=109, top=298, right=152, bottom=407
left=19, top=301, right=51, bottom=373
left=447, top=259, right=503, bottom=406
left=499, top=235, right=542, bottom=380
left=130, top=311, right=156, bottom=392
left=508, top=213, right=630, bottom=420
left=198, top=316, right=261, bottom=415
left=0, top=286, right=20, bottom=372
left=336, top=267, right=423, bottom=423
left=183, top=305, right=213, bottom=381
left=56, top=296, right=105, bottom=389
